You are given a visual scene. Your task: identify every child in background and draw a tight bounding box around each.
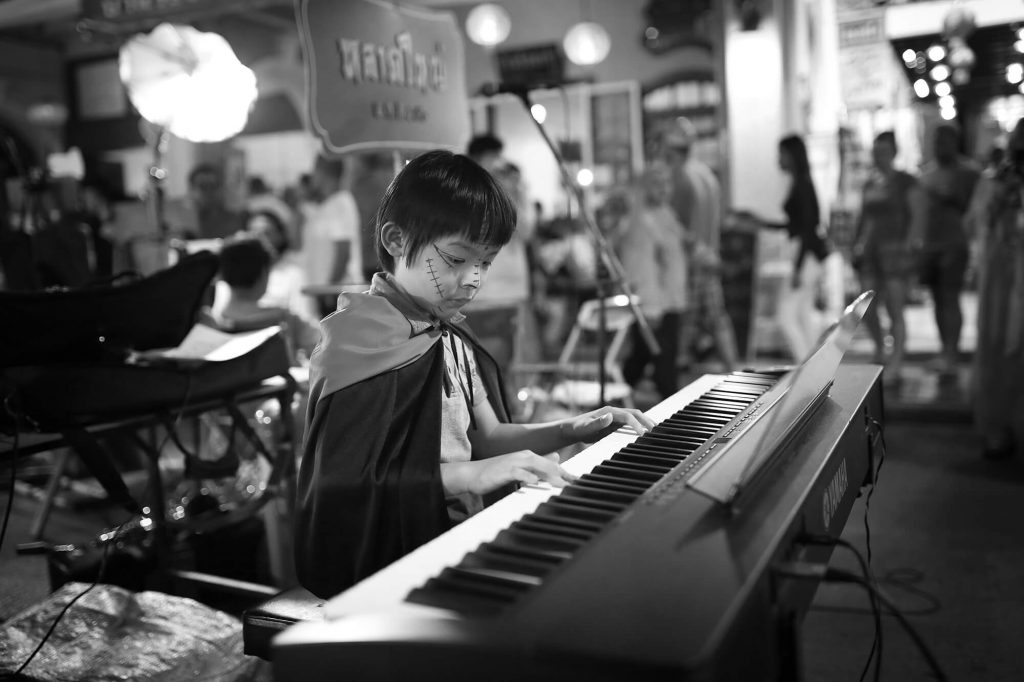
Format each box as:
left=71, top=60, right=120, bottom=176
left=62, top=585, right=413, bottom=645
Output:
left=208, top=236, right=318, bottom=363
left=295, top=150, right=654, bottom=598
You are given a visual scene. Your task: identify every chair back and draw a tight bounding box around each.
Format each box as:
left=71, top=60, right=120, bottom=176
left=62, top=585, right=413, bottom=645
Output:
left=557, top=295, right=639, bottom=373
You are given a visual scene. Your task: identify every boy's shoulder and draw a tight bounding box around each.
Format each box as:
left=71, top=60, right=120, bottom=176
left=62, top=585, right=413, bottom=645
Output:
left=311, top=291, right=440, bottom=397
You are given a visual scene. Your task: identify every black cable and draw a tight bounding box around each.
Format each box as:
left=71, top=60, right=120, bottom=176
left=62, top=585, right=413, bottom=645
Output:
left=13, top=516, right=127, bottom=677
left=777, top=563, right=948, bottom=682
left=801, top=535, right=881, bottom=682
left=864, top=415, right=886, bottom=568
left=10, top=373, right=195, bottom=675
left=0, top=395, right=23, bottom=557
left=811, top=566, right=942, bottom=618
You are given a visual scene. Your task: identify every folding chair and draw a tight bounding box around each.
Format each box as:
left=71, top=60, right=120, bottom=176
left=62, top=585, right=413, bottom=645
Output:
left=512, top=295, right=638, bottom=419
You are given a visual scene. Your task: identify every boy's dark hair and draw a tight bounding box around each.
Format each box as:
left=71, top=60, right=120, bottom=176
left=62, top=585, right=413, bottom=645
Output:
left=466, top=134, right=504, bottom=161
left=219, top=237, right=271, bottom=288
left=374, top=149, right=517, bottom=273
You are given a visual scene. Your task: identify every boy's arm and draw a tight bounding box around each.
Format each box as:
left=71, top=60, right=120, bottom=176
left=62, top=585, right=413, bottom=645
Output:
left=467, top=398, right=654, bottom=458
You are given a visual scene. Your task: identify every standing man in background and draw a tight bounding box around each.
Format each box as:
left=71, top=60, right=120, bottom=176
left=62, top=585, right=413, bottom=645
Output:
left=663, top=118, right=739, bottom=370
left=910, top=123, right=981, bottom=379
left=465, top=134, right=540, bottom=380
left=301, top=154, right=362, bottom=320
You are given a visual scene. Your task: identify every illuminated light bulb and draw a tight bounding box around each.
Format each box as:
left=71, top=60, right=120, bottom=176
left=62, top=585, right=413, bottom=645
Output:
left=934, top=81, right=952, bottom=97
left=645, top=26, right=659, bottom=40
left=1007, top=63, right=1024, bottom=84
left=913, top=79, right=930, bottom=98
left=465, top=4, right=511, bottom=47
left=940, top=107, right=957, bottom=121
left=902, top=48, right=916, bottom=64
left=576, top=168, right=594, bottom=186
left=1017, top=39, right=1024, bottom=54
left=563, top=22, right=611, bottom=66
left=939, top=95, right=956, bottom=109
left=530, top=103, right=547, bottom=123
left=927, top=44, right=946, bottom=62
left=930, top=64, right=950, bottom=81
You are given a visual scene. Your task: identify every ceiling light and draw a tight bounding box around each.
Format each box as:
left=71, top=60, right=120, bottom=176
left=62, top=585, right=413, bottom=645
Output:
left=930, top=64, right=950, bottom=81
left=563, top=22, right=611, bottom=66
left=940, top=107, right=957, bottom=121
left=939, top=95, right=956, bottom=109
left=465, top=4, right=511, bottom=47
left=913, top=79, right=930, bottom=98
left=934, top=81, right=952, bottom=97
left=902, top=48, right=916, bottom=64
left=1007, top=63, right=1024, bottom=84
left=927, top=44, right=946, bottom=61
left=530, top=103, right=547, bottom=123
left=576, top=168, right=594, bottom=186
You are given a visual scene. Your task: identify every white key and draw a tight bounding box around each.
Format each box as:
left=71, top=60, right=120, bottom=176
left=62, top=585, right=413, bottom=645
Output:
left=322, top=374, right=725, bottom=621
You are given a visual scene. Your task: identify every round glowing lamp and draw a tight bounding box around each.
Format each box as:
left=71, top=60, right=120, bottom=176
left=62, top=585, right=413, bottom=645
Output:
left=465, top=4, right=511, bottom=47
left=530, top=103, right=547, bottom=123
left=119, top=23, right=257, bottom=142
left=576, top=167, right=594, bottom=186
left=563, top=22, right=611, bottom=66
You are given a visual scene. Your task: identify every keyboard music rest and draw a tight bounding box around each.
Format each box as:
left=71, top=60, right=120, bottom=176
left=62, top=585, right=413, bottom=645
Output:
left=273, top=365, right=883, bottom=682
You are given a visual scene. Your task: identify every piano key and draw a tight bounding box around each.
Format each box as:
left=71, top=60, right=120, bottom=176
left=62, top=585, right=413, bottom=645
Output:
left=514, top=516, right=599, bottom=540
left=461, top=546, right=558, bottom=577
left=560, top=484, right=640, bottom=505
left=320, top=373, right=729, bottom=620
left=578, top=472, right=652, bottom=494
left=611, top=451, right=682, bottom=469
left=545, top=495, right=624, bottom=519
left=589, top=462, right=665, bottom=484
left=621, top=441, right=691, bottom=459
left=530, top=502, right=609, bottom=531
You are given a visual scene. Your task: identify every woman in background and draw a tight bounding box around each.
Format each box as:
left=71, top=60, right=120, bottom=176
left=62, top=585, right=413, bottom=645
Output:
left=852, top=131, right=918, bottom=385
left=763, top=134, right=833, bottom=362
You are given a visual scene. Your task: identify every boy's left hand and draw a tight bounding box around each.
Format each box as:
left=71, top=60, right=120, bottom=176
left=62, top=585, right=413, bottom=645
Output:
left=562, top=406, right=656, bottom=444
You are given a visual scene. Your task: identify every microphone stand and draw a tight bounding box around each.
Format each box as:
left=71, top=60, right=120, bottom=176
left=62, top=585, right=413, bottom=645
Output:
left=502, top=88, right=660, bottom=404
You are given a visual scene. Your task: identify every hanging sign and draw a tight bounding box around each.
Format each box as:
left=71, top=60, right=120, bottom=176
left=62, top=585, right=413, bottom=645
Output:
left=294, top=0, right=470, bottom=155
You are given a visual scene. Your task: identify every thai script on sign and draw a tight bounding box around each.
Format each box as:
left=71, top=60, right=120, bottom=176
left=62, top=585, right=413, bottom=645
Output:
left=336, top=32, right=447, bottom=93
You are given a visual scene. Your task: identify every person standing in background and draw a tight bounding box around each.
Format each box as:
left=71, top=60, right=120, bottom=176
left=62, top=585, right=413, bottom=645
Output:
left=662, top=118, right=739, bottom=371
left=300, top=154, right=362, bottom=320
left=466, top=134, right=539, bottom=376
left=910, top=123, right=981, bottom=379
left=965, top=119, right=1024, bottom=460
left=618, top=162, right=689, bottom=400
left=174, top=163, right=245, bottom=240
left=350, top=152, right=397, bottom=282
left=852, top=131, right=919, bottom=386
left=762, top=134, right=833, bottom=363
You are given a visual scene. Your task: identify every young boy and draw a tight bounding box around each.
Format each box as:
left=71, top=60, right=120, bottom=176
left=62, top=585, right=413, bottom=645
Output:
left=295, top=150, right=653, bottom=598
left=210, top=236, right=319, bottom=361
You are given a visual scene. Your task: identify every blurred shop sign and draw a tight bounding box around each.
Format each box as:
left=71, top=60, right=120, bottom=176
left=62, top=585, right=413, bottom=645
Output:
left=82, top=0, right=255, bottom=24
left=295, top=0, right=469, bottom=155
left=837, top=9, right=894, bottom=111
left=496, top=44, right=564, bottom=90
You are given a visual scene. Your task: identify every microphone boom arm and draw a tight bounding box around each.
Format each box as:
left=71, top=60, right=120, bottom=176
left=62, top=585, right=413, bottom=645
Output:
left=505, top=88, right=661, bottom=358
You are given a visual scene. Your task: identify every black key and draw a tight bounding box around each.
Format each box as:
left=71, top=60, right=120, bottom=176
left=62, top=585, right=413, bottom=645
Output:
left=546, top=495, right=623, bottom=520
left=532, top=501, right=610, bottom=530
left=613, top=450, right=681, bottom=469
left=578, top=472, right=651, bottom=494
left=638, top=432, right=702, bottom=450
left=406, top=582, right=507, bottom=615
left=516, top=515, right=599, bottom=540
left=620, top=441, right=687, bottom=459
left=552, top=490, right=628, bottom=512
left=462, top=546, right=556, bottom=578
left=561, top=483, right=638, bottom=505
left=590, top=462, right=664, bottom=484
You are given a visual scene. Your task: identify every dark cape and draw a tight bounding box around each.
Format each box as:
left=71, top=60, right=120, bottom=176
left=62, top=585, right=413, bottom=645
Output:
left=294, top=284, right=511, bottom=599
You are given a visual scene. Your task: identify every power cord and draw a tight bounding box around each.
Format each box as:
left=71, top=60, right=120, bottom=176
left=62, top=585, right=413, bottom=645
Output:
left=1, top=394, right=24, bottom=557
left=8, top=375, right=195, bottom=676
left=800, top=535, right=881, bottom=682
left=774, top=562, right=948, bottom=682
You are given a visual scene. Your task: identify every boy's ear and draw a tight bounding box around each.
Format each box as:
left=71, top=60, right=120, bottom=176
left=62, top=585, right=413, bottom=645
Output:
left=380, top=222, right=405, bottom=259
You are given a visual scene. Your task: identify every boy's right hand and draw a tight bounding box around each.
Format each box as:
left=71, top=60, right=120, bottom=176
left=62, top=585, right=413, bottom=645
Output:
left=465, top=452, right=576, bottom=496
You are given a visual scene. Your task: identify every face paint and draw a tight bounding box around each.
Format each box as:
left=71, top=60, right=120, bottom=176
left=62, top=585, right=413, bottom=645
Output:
left=393, top=235, right=501, bottom=318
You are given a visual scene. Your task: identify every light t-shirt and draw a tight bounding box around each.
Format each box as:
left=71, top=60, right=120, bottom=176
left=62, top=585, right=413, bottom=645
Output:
left=439, top=330, right=488, bottom=464
left=301, top=189, right=362, bottom=289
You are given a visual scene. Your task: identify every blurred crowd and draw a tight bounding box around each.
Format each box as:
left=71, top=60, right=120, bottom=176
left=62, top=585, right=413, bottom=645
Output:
left=2, top=115, right=1023, bottom=457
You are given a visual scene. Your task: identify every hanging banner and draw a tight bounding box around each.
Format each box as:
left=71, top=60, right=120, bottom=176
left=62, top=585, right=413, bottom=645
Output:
left=836, top=8, right=894, bottom=111
left=294, top=0, right=469, bottom=155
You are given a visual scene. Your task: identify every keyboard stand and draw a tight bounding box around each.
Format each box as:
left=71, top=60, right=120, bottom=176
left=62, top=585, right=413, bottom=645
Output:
left=1, top=374, right=299, bottom=596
